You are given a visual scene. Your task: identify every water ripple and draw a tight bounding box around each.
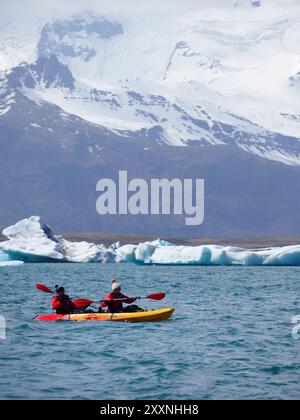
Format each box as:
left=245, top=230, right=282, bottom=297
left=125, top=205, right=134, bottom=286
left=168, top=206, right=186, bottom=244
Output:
left=1, top=264, right=300, bottom=399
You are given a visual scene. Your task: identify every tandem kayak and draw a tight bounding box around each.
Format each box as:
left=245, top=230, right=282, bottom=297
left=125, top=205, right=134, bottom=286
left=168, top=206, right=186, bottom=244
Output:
left=34, top=308, right=175, bottom=323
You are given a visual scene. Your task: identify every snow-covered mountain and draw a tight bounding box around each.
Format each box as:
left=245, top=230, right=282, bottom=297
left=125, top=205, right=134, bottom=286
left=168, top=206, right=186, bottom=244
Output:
left=1, top=2, right=300, bottom=163
left=0, top=1, right=300, bottom=235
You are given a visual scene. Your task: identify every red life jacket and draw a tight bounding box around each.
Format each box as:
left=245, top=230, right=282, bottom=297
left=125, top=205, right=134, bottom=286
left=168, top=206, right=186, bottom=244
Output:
left=100, top=292, right=136, bottom=312
left=52, top=295, right=77, bottom=314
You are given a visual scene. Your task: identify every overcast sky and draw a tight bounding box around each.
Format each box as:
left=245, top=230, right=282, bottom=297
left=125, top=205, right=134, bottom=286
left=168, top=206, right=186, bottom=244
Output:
left=1, top=0, right=300, bottom=20
left=1, top=0, right=226, bottom=17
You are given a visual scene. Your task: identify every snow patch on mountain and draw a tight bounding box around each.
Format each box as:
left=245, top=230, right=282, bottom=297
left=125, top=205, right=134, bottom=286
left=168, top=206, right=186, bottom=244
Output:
left=249, top=0, right=261, bottom=7
left=28, top=77, right=300, bottom=164
left=0, top=12, right=43, bottom=72
left=290, top=71, right=300, bottom=87
left=0, top=89, right=15, bottom=117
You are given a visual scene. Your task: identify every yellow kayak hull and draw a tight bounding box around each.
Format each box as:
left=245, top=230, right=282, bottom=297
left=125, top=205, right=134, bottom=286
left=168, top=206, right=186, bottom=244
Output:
left=35, top=308, right=175, bottom=323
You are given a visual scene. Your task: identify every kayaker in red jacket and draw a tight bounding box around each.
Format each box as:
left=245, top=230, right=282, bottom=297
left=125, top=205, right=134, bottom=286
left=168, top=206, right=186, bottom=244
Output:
left=52, top=286, right=77, bottom=315
left=99, top=279, right=143, bottom=313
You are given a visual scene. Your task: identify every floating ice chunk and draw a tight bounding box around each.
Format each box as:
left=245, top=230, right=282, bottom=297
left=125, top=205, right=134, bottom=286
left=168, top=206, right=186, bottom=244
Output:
left=2, top=217, right=300, bottom=266
left=0, top=253, right=9, bottom=262
left=117, top=239, right=176, bottom=264
left=2, top=216, right=65, bottom=262
left=0, top=261, right=24, bottom=267
left=59, top=238, right=116, bottom=263
left=263, top=245, right=300, bottom=266
left=148, top=239, right=176, bottom=247
left=116, top=244, right=138, bottom=264
left=1, top=216, right=117, bottom=263
left=0, top=251, right=23, bottom=266
left=110, top=242, right=121, bottom=251
left=116, top=242, right=300, bottom=266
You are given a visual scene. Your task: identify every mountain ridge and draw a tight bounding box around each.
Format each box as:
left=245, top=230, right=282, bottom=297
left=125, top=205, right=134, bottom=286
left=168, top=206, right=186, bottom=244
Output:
left=0, top=6, right=300, bottom=235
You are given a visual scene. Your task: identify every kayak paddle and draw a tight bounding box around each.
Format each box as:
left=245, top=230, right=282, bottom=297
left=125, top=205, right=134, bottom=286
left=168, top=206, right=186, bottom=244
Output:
left=36, top=284, right=54, bottom=294
left=36, top=284, right=164, bottom=307
left=144, top=293, right=165, bottom=301
left=35, top=284, right=94, bottom=309
left=102, top=293, right=166, bottom=303
left=73, top=299, right=95, bottom=309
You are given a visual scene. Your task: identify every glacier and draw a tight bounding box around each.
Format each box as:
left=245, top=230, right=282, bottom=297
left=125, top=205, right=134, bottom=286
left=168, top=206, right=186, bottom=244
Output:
left=1, top=1, right=300, bottom=166
left=1, top=217, right=300, bottom=266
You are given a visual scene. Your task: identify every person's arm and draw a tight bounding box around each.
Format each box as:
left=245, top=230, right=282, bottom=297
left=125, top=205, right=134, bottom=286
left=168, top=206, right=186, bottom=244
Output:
left=52, top=296, right=62, bottom=310
left=120, top=294, right=137, bottom=304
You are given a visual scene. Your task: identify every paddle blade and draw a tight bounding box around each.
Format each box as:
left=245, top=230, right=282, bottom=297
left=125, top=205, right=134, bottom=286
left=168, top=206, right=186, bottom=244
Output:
left=36, top=284, right=54, bottom=294
left=74, top=299, right=94, bottom=309
left=145, top=293, right=166, bottom=301
left=35, top=314, right=65, bottom=321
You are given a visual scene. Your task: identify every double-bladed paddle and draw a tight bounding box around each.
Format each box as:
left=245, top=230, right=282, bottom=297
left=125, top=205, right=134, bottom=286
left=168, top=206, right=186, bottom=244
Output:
left=144, top=293, right=165, bottom=301
left=102, top=293, right=166, bottom=303
left=35, top=284, right=94, bottom=309
left=36, top=284, right=165, bottom=308
left=36, top=284, right=54, bottom=294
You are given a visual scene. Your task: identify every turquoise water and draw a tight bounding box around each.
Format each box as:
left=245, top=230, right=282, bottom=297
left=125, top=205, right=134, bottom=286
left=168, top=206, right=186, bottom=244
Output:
left=1, top=264, right=300, bottom=400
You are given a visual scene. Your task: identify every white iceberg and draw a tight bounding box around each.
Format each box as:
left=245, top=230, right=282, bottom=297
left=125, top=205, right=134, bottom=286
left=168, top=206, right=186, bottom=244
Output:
left=0, top=252, right=8, bottom=261
left=116, top=241, right=300, bottom=266
left=0, top=260, right=24, bottom=267
left=0, top=251, right=24, bottom=266
left=0, top=216, right=117, bottom=263
left=1, top=216, right=300, bottom=266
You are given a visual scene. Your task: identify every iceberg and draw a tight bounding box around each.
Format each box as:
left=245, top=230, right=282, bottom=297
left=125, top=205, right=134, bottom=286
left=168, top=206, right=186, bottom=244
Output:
left=0, top=251, right=24, bottom=266
left=1, top=216, right=300, bottom=266
left=0, top=260, right=24, bottom=267
left=0, top=252, right=8, bottom=261
left=0, top=216, right=117, bottom=263
left=116, top=242, right=300, bottom=266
